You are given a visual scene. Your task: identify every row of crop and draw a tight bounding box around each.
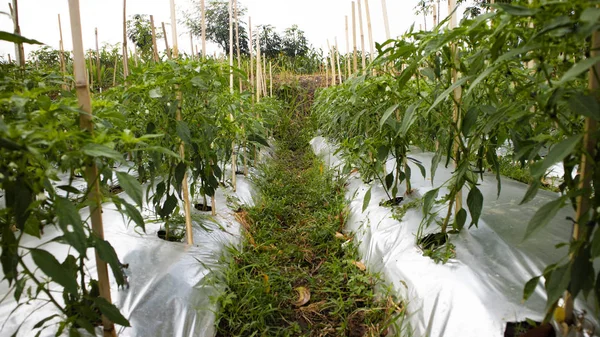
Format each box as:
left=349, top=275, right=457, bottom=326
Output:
left=313, top=0, right=599, bottom=326
left=0, top=49, right=277, bottom=333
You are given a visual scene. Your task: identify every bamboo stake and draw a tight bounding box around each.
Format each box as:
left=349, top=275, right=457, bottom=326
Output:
left=195, top=44, right=198, bottom=57
left=381, top=0, right=391, bottom=39
left=112, top=54, right=118, bottom=86
left=95, top=28, right=101, bottom=90
left=150, top=15, right=159, bottom=62
left=345, top=15, right=350, bottom=78
left=249, top=17, right=254, bottom=94
left=448, top=0, right=462, bottom=217
left=122, top=0, right=129, bottom=80
left=269, top=61, right=273, bottom=96
left=88, top=55, right=93, bottom=90
left=352, top=2, right=358, bottom=73
left=162, top=22, right=171, bottom=59
left=262, top=55, right=267, bottom=97
left=364, top=0, right=375, bottom=63
left=234, top=0, right=242, bottom=91
left=256, top=35, right=261, bottom=102
left=7, top=54, right=11, bottom=63
left=67, top=1, right=116, bottom=336
left=357, top=0, right=366, bottom=70
left=189, top=32, right=194, bottom=60
left=170, top=0, right=179, bottom=58
left=325, top=58, right=329, bottom=88
left=201, top=0, right=206, bottom=58
left=9, top=1, right=24, bottom=67
left=327, top=39, right=335, bottom=86
left=228, top=0, right=237, bottom=192
left=335, top=37, right=342, bottom=83
left=58, top=14, right=67, bottom=90
left=433, top=3, right=438, bottom=27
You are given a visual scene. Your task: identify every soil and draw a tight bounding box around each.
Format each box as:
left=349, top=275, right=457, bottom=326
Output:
left=109, top=185, right=123, bottom=195
left=379, top=197, right=404, bottom=207
left=157, top=230, right=182, bottom=242
left=504, top=321, right=555, bottom=337
left=194, top=203, right=212, bottom=212
left=417, top=232, right=448, bottom=250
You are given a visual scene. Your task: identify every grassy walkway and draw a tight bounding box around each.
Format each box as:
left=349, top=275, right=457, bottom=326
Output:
left=216, top=108, right=403, bottom=336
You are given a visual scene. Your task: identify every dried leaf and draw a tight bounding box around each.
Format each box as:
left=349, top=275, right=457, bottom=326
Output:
left=352, top=261, right=367, bottom=271
left=293, top=286, right=311, bottom=307
left=335, top=232, right=345, bottom=240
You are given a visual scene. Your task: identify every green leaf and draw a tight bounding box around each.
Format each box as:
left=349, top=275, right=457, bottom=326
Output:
left=544, top=263, right=571, bottom=311
left=24, top=216, right=41, bottom=238
left=362, top=187, right=372, bottom=212
left=56, top=185, right=82, bottom=195
left=423, top=188, right=439, bottom=216
left=379, top=103, right=399, bottom=130
left=400, top=104, right=419, bottom=137
left=461, top=107, right=478, bottom=137
left=0, top=31, right=43, bottom=44
left=82, top=143, right=124, bottom=162
left=467, top=186, right=483, bottom=227
left=159, top=194, right=178, bottom=218
left=581, top=7, right=600, bottom=23
left=523, top=276, right=540, bottom=302
left=123, top=201, right=145, bottom=231
left=455, top=208, right=467, bottom=231
left=568, top=93, right=600, bottom=121
left=30, top=249, right=78, bottom=296
left=94, top=238, right=125, bottom=287
left=570, top=247, right=594, bottom=299
left=248, top=134, right=270, bottom=147
left=93, top=297, right=130, bottom=327
left=116, top=172, right=143, bottom=207
left=174, top=162, right=187, bottom=196
left=556, top=56, right=600, bottom=86
left=495, top=3, right=539, bottom=16
left=32, top=314, right=60, bottom=329
left=176, top=121, right=192, bottom=145
left=55, top=197, right=87, bottom=255
left=385, top=173, right=394, bottom=190
left=530, top=135, right=582, bottom=178
left=520, top=180, right=540, bottom=205
left=427, top=76, right=471, bottom=114
left=592, top=227, right=600, bottom=258
left=524, top=196, right=566, bottom=240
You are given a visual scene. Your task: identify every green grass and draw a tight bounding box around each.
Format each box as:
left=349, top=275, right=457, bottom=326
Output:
left=215, top=106, right=405, bottom=336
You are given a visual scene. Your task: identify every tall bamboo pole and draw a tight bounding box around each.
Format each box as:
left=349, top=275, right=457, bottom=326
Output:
left=249, top=17, right=254, bottom=93
left=256, top=35, right=261, bottom=103
left=325, top=58, right=329, bottom=88
left=335, top=38, right=342, bottom=83
left=448, top=0, right=462, bottom=216
left=433, top=4, right=438, bottom=27
left=67, top=1, right=116, bottom=336
left=201, top=0, right=206, bottom=58
left=352, top=2, right=358, bottom=73
left=228, top=0, right=237, bottom=191
left=170, top=0, right=179, bottom=58
left=58, top=14, right=67, bottom=90
left=327, top=39, right=335, bottom=86
left=189, top=32, right=194, bottom=60
left=345, top=15, right=350, bottom=78
left=357, top=0, right=366, bottom=70
left=269, top=61, right=273, bottom=97
left=262, top=55, right=267, bottom=97
left=234, top=0, right=242, bottom=91
left=381, top=0, right=391, bottom=40
left=10, top=0, right=24, bottom=67
left=112, top=54, right=118, bottom=86
left=162, top=22, right=171, bottom=59
left=364, top=0, right=375, bottom=63
left=150, top=15, right=159, bottom=62
left=122, top=0, right=129, bottom=80
left=95, top=28, right=101, bottom=90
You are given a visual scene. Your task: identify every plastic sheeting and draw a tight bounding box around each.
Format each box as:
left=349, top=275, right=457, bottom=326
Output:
left=311, top=136, right=599, bottom=337
left=0, top=169, right=256, bottom=337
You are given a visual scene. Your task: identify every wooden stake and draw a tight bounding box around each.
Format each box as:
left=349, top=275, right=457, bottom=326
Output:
left=269, top=61, right=273, bottom=96
left=122, top=0, right=129, bottom=80
left=189, top=32, right=194, bottom=60
left=67, top=1, right=116, bottom=336
left=228, top=0, right=237, bottom=191
left=201, top=0, right=206, bottom=58
left=325, top=58, right=329, bottom=87
left=150, top=15, right=159, bottom=62
left=58, top=14, right=67, bottom=90
left=162, top=23, right=171, bottom=59
left=357, top=0, right=366, bottom=70
left=256, top=35, right=261, bottom=102
left=448, top=0, right=462, bottom=216
left=112, top=54, right=118, bottom=86
left=234, top=0, right=242, bottom=91
left=95, top=28, right=101, bottom=90
left=249, top=17, right=254, bottom=94
left=327, top=39, right=335, bottom=86
left=9, top=0, right=24, bottom=67
left=352, top=2, right=358, bottom=73
left=364, top=0, right=375, bottom=63
left=335, top=37, right=342, bottom=83
left=170, top=0, right=179, bottom=58
left=433, top=3, right=438, bottom=27
left=262, top=55, right=267, bottom=97
left=381, top=0, right=391, bottom=39
left=345, top=15, right=350, bottom=78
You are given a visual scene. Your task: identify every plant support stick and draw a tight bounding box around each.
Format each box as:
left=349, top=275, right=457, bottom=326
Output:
left=150, top=15, right=159, bottom=62
left=67, top=0, right=116, bottom=335
left=122, top=0, right=129, bottom=80
left=352, top=2, right=358, bottom=73
left=358, top=0, right=366, bottom=70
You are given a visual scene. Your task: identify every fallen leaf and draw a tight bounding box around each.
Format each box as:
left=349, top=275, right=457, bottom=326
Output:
left=261, top=274, right=270, bottom=294
left=335, top=232, right=345, bottom=240
left=352, top=261, right=366, bottom=271
left=293, top=286, right=311, bottom=307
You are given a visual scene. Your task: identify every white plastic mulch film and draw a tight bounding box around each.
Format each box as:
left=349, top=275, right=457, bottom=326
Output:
left=0, top=170, right=256, bottom=337
left=311, top=136, right=599, bottom=337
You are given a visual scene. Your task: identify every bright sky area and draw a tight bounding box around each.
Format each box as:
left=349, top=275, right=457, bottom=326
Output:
left=0, top=0, right=470, bottom=60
